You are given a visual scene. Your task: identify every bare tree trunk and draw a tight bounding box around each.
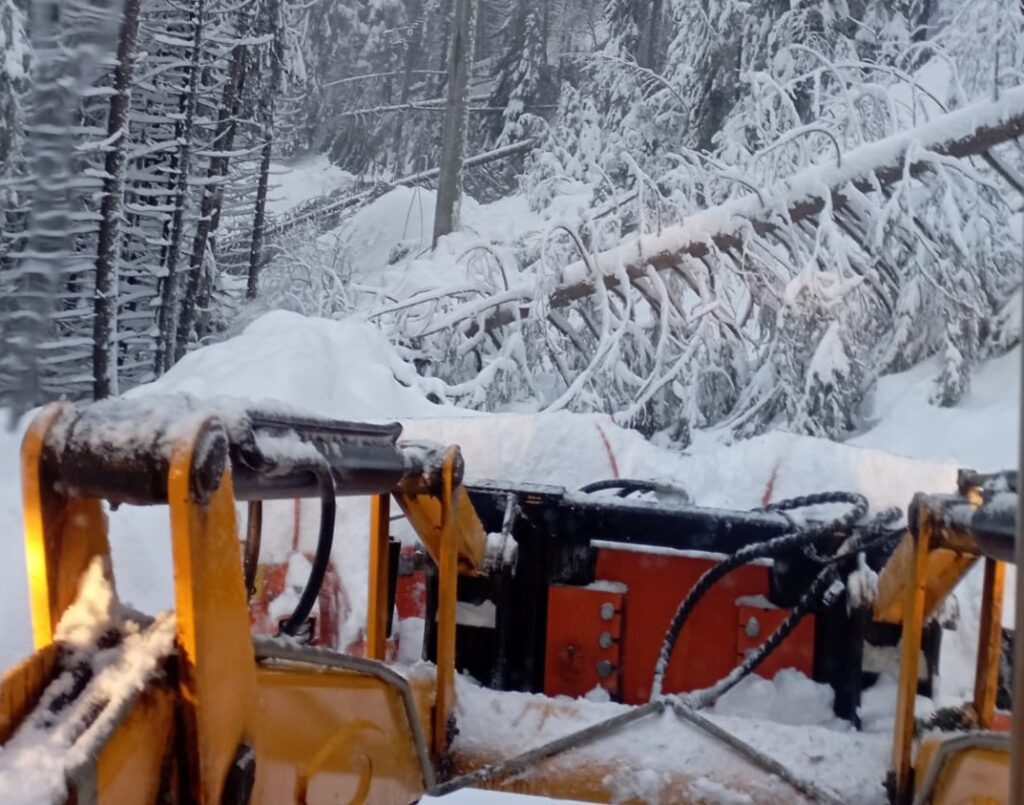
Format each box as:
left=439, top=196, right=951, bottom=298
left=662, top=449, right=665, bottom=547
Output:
left=391, top=16, right=423, bottom=174
left=432, top=0, right=477, bottom=247
left=644, top=0, right=664, bottom=72
left=247, top=128, right=274, bottom=300
left=93, top=0, right=142, bottom=400
left=155, top=0, right=205, bottom=374
left=541, top=0, right=551, bottom=66
left=176, top=10, right=248, bottom=361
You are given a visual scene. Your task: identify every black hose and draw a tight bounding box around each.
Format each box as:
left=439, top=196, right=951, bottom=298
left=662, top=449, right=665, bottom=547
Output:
left=687, top=563, right=840, bottom=709
left=579, top=478, right=660, bottom=497
left=579, top=478, right=691, bottom=503
left=280, top=459, right=337, bottom=636
left=649, top=491, right=869, bottom=700
left=243, top=500, right=263, bottom=597
left=684, top=508, right=900, bottom=709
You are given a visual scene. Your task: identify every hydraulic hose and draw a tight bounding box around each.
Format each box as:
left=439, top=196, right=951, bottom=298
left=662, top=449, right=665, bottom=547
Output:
left=280, top=458, right=337, bottom=636
left=649, top=491, right=871, bottom=700
left=579, top=477, right=691, bottom=502
left=579, top=478, right=660, bottom=496
left=683, top=507, right=900, bottom=709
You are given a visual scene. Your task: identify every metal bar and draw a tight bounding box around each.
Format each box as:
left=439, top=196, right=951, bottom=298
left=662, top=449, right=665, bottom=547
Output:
left=431, top=700, right=667, bottom=796
left=367, top=494, right=392, bottom=660
left=973, top=557, right=1006, bottom=728
left=670, top=702, right=845, bottom=805
left=251, top=638, right=437, bottom=791
left=892, top=516, right=932, bottom=804
left=433, top=449, right=460, bottom=757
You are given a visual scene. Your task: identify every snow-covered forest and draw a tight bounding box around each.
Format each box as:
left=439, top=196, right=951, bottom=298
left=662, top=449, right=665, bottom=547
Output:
left=1, top=0, right=1023, bottom=445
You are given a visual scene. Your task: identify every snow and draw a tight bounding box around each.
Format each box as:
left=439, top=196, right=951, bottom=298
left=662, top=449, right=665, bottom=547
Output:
left=131, top=309, right=450, bottom=420
left=265, top=153, right=354, bottom=216
left=850, top=346, right=1020, bottom=472
left=0, top=558, right=176, bottom=805
left=708, top=668, right=846, bottom=729
left=450, top=675, right=889, bottom=804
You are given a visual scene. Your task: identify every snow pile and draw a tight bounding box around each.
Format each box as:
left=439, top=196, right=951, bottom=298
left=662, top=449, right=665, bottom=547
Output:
left=0, top=558, right=175, bottom=805
left=708, top=669, right=846, bottom=729
left=131, top=309, right=451, bottom=421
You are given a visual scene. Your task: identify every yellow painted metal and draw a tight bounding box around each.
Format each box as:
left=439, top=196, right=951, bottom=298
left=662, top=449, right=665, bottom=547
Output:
left=891, top=515, right=933, bottom=805
left=915, top=736, right=1009, bottom=805
left=252, top=665, right=428, bottom=804
left=874, top=532, right=978, bottom=625
left=167, top=418, right=257, bottom=803
left=94, top=684, right=177, bottom=805
left=0, top=644, right=57, bottom=745
left=367, top=493, right=391, bottom=660
left=395, top=474, right=486, bottom=574
left=974, top=558, right=1006, bottom=729
left=22, top=402, right=111, bottom=649
left=433, top=448, right=460, bottom=758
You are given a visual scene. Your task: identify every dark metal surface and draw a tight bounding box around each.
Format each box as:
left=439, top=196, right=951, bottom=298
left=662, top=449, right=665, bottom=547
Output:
left=42, top=399, right=453, bottom=505
left=232, top=412, right=410, bottom=500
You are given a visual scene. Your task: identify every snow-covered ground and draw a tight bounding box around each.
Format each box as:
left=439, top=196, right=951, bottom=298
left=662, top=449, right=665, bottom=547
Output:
left=265, top=153, right=354, bottom=216
left=0, top=310, right=1018, bottom=803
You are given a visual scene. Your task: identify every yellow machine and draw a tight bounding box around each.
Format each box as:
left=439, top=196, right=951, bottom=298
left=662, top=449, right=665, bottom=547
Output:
left=0, top=396, right=1019, bottom=803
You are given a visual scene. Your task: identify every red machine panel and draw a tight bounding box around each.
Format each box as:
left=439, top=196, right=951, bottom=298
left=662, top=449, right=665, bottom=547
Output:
left=593, top=546, right=815, bottom=704
left=545, top=584, right=624, bottom=699
left=735, top=602, right=814, bottom=680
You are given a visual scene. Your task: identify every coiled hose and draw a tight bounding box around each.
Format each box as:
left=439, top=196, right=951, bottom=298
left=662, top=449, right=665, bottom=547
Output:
left=649, top=491, right=900, bottom=702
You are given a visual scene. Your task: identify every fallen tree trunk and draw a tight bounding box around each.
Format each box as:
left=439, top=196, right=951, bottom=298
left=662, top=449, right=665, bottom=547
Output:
left=443, top=87, right=1024, bottom=337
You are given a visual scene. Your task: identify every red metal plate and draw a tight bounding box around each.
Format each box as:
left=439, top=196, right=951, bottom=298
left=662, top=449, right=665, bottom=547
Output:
left=594, top=546, right=815, bottom=703
left=735, top=603, right=814, bottom=680
left=544, top=584, right=624, bottom=699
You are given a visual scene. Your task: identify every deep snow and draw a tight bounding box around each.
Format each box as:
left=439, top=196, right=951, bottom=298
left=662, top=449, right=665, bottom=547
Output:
left=0, top=310, right=1018, bottom=803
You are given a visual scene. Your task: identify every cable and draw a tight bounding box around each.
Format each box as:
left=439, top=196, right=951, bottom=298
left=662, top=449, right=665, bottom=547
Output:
left=649, top=492, right=871, bottom=700
left=579, top=477, right=691, bottom=502
left=579, top=478, right=660, bottom=497
left=280, top=458, right=337, bottom=636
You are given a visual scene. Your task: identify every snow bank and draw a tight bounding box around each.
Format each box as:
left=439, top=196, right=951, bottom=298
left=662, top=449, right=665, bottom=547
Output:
left=307, top=186, right=544, bottom=301
left=0, top=311, right=1014, bottom=668
left=851, top=347, right=1020, bottom=472
left=131, top=310, right=450, bottom=420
